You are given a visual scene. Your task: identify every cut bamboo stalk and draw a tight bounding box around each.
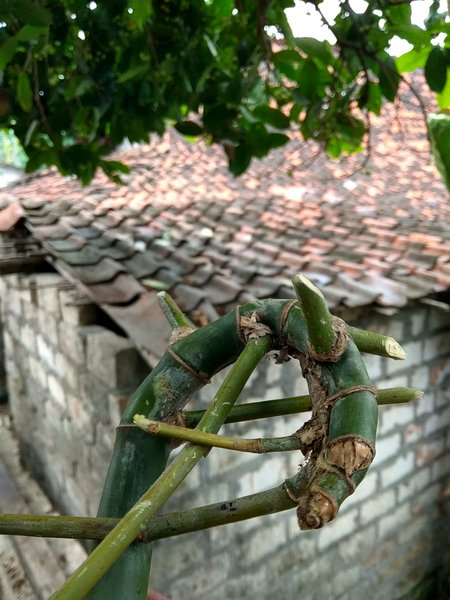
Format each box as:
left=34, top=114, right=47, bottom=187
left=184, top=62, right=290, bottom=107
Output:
left=134, top=416, right=302, bottom=453
left=51, top=336, right=271, bottom=600
left=292, top=274, right=337, bottom=357
left=0, top=482, right=297, bottom=542
left=184, top=387, right=422, bottom=426
left=80, top=283, right=386, bottom=596
left=157, top=291, right=195, bottom=329
left=348, top=325, right=406, bottom=360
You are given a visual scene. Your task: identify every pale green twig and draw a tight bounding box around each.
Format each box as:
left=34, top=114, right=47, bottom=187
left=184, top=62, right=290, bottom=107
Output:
left=134, top=415, right=302, bottom=453
left=184, top=386, right=421, bottom=427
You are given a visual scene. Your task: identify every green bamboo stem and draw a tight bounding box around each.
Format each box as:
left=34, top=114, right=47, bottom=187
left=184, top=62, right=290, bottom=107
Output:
left=87, top=304, right=256, bottom=599
left=292, top=274, right=336, bottom=356
left=157, top=291, right=195, bottom=329
left=134, top=415, right=302, bottom=453
left=84, top=286, right=382, bottom=595
left=184, top=387, right=422, bottom=427
left=50, top=336, right=271, bottom=600
left=348, top=325, right=406, bottom=360
left=0, top=482, right=297, bottom=542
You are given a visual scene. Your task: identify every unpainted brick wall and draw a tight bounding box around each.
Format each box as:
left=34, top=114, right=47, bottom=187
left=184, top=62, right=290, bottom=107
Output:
left=0, top=273, right=149, bottom=516
left=1, top=273, right=450, bottom=599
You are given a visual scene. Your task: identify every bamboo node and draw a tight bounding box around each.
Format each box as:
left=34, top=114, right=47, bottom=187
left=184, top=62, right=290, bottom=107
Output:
left=239, top=313, right=272, bottom=342
left=166, top=347, right=211, bottom=382
left=169, top=326, right=196, bottom=344
left=306, top=316, right=349, bottom=363
left=297, top=487, right=338, bottom=530
left=324, top=385, right=377, bottom=409
left=295, top=418, right=326, bottom=454
left=326, top=435, right=375, bottom=475
left=279, top=299, right=298, bottom=332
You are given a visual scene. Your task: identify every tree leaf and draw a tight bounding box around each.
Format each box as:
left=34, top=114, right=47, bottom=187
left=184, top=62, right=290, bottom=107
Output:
left=295, top=37, right=333, bottom=65
left=389, top=25, right=430, bottom=46
left=379, top=57, right=400, bottom=101
left=229, top=144, right=252, bottom=176
left=366, top=83, right=382, bottom=116
left=252, top=106, right=290, bottom=129
left=386, top=3, right=412, bottom=25
left=272, top=49, right=302, bottom=81
left=101, top=160, right=131, bottom=174
left=437, top=69, right=450, bottom=109
left=425, top=46, right=447, bottom=92
left=207, top=0, right=233, bottom=19
left=395, top=47, right=430, bottom=72
left=15, top=25, right=48, bottom=41
left=0, top=37, right=18, bottom=71
left=428, top=113, right=450, bottom=193
left=17, top=71, right=33, bottom=112
left=266, top=132, right=290, bottom=149
left=129, top=0, right=153, bottom=29
left=297, top=59, right=320, bottom=100
left=117, top=64, right=149, bottom=84
left=174, top=121, right=203, bottom=137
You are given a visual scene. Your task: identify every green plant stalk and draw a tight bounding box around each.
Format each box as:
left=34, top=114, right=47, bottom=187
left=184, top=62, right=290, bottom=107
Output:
left=0, top=482, right=297, bottom=542
left=184, top=387, right=421, bottom=427
left=83, top=293, right=381, bottom=595
left=0, top=385, right=420, bottom=542
left=86, top=305, right=253, bottom=599
left=347, top=325, right=406, bottom=359
left=50, top=336, right=271, bottom=600
left=292, top=274, right=336, bottom=355
left=157, top=291, right=195, bottom=329
left=134, top=415, right=302, bottom=453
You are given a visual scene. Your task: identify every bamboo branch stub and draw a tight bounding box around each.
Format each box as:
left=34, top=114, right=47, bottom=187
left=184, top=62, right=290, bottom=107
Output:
left=157, top=291, right=195, bottom=330
left=292, top=274, right=338, bottom=357
left=348, top=325, right=406, bottom=360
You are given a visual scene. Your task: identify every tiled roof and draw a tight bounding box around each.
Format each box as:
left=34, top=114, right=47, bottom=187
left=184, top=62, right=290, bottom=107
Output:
left=0, top=76, right=448, bottom=364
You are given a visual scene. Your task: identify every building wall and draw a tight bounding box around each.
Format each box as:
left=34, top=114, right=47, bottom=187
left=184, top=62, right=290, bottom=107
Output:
left=1, top=273, right=450, bottom=599
left=0, top=273, right=149, bottom=516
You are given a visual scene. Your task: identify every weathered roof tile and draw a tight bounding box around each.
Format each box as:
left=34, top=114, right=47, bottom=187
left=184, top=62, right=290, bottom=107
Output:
left=2, top=75, right=449, bottom=365
left=85, top=273, right=145, bottom=305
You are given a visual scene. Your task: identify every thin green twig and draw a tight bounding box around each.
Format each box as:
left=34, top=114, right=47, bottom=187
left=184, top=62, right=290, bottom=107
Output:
left=134, top=415, right=302, bottom=453
left=184, top=386, right=422, bottom=427
left=0, top=483, right=297, bottom=543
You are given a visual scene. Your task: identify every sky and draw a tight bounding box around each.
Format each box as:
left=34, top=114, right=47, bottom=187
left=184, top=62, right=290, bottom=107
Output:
left=285, top=0, right=448, bottom=56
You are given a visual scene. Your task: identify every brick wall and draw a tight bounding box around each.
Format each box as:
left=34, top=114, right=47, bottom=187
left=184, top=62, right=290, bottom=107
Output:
left=1, top=272, right=450, bottom=599
left=0, top=273, right=148, bottom=516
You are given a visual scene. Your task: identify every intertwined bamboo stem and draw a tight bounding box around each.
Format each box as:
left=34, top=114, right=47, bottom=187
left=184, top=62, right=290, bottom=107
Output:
left=51, top=336, right=271, bottom=599
left=46, top=279, right=405, bottom=598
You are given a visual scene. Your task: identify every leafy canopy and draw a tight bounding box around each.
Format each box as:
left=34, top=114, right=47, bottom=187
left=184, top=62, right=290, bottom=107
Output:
left=0, top=0, right=449, bottom=184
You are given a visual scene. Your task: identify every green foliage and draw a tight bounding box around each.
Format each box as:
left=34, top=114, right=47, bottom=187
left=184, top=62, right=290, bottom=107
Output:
left=428, top=113, right=450, bottom=193
left=0, top=129, right=27, bottom=167
left=0, top=0, right=448, bottom=183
